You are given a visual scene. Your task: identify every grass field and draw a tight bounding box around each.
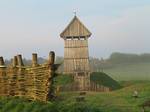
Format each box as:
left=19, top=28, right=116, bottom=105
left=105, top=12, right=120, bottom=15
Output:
left=0, top=81, right=150, bottom=112
left=59, top=81, right=150, bottom=112
left=104, top=62, right=150, bottom=81
left=1, top=62, right=150, bottom=112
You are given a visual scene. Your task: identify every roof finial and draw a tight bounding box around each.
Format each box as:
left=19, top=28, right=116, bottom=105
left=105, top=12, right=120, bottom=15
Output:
left=73, top=11, right=76, bottom=16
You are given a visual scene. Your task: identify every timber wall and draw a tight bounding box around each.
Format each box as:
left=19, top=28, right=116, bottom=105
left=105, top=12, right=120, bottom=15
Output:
left=59, top=81, right=111, bottom=92
left=64, top=39, right=90, bottom=73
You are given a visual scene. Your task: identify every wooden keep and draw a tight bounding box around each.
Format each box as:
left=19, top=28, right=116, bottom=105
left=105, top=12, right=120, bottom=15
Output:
left=60, top=16, right=91, bottom=91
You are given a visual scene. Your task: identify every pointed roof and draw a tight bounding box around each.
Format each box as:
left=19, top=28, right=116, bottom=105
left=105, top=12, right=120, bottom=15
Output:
left=60, top=16, right=92, bottom=38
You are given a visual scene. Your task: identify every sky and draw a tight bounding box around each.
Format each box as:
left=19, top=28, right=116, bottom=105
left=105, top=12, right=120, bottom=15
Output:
left=0, top=0, right=150, bottom=59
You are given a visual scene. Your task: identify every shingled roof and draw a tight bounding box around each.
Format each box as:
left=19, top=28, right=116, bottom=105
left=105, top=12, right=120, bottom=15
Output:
left=60, top=16, right=92, bottom=38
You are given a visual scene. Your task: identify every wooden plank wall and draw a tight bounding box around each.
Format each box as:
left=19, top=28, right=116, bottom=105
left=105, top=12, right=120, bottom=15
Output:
left=59, top=81, right=111, bottom=92
left=64, top=39, right=91, bottom=91
left=64, top=39, right=90, bottom=73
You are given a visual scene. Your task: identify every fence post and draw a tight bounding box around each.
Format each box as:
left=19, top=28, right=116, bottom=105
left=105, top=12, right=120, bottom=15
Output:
left=32, top=53, right=38, bottom=67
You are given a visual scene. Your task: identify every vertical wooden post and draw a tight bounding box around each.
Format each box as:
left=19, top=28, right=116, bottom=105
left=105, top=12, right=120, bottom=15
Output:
left=0, top=57, right=8, bottom=96
left=17, top=55, right=24, bottom=66
left=16, top=54, right=26, bottom=97
left=47, top=51, right=55, bottom=100
left=32, top=53, right=38, bottom=67
left=0, top=56, right=5, bottom=66
left=9, top=56, right=18, bottom=96
left=48, top=51, right=55, bottom=65
left=13, top=56, right=18, bottom=67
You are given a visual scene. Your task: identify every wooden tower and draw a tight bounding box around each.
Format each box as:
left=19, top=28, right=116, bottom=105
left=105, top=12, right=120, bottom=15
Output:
left=60, top=16, right=92, bottom=91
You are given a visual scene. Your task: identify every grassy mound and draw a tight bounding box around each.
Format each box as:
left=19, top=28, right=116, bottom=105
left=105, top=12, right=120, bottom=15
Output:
left=54, top=74, right=74, bottom=86
left=90, top=72, right=121, bottom=90
left=54, top=72, right=121, bottom=90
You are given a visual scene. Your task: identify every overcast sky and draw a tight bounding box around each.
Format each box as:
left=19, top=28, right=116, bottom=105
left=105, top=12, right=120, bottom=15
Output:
left=0, top=0, right=150, bottom=59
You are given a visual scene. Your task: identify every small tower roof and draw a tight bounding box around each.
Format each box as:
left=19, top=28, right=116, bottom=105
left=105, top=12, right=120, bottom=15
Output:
left=60, top=16, right=92, bottom=38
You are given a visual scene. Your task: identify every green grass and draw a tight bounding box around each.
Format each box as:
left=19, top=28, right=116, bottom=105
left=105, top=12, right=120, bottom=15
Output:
left=54, top=74, right=74, bottom=86
left=0, top=97, right=100, bottom=112
left=0, top=97, right=57, bottom=112
left=104, top=62, right=150, bottom=81
left=90, top=72, right=121, bottom=90
left=59, top=81, right=150, bottom=112
left=0, top=81, right=150, bottom=112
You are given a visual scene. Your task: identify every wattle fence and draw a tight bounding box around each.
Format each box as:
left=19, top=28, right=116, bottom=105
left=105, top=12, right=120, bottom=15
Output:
left=0, top=51, right=55, bottom=101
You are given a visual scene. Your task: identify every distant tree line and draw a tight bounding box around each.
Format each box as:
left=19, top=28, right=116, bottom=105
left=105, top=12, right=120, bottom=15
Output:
left=4, top=52, right=150, bottom=72
left=91, top=52, right=150, bottom=71
left=108, top=52, right=150, bottom=64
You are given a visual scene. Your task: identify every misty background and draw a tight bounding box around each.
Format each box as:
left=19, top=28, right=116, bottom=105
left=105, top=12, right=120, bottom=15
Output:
left=0, top=0, right=150, bottom=59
